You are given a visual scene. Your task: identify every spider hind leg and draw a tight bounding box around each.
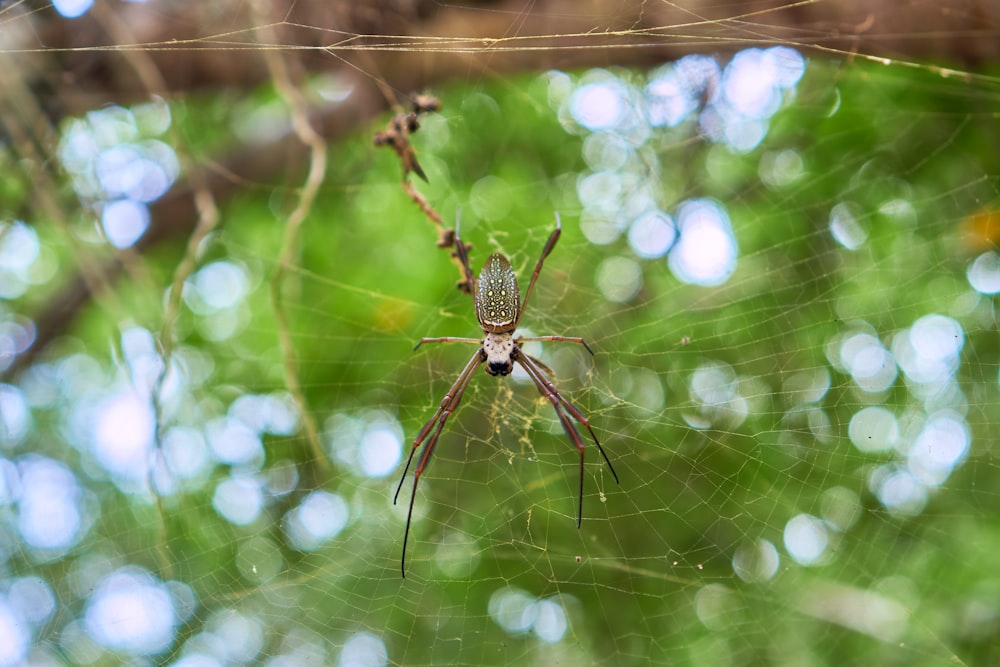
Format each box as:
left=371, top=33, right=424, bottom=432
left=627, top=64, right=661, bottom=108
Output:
left=514, top=351, right=619, bottom=528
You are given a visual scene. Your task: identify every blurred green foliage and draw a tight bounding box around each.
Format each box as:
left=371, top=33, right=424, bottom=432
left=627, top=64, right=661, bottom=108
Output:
left=3, top=56, right=1000, bottom=666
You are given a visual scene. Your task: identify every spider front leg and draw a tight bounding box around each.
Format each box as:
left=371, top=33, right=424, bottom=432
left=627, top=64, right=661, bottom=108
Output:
left=453, top=210, right=477, bottom=294
left=517, top=213, right=563, bottom=323
left=395, top=348, right=485, bottom=577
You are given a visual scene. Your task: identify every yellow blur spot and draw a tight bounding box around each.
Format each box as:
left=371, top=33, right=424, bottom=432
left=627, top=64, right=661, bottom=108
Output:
left=372, top=296, right=413, bottom=333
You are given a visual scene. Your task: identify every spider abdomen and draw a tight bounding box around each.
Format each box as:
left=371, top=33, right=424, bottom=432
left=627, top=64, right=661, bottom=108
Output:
left=475, top=253, right=521, bottom=333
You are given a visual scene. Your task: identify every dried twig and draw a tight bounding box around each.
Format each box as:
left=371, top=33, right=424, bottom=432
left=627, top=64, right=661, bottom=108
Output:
left=375, top=94, right=474, bottom=293
left=254, top=2, right=330, bottom=475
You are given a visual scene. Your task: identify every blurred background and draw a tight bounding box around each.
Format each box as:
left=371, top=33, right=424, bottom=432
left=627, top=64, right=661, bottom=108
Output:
left=2, top=1, right=1000, bottom=665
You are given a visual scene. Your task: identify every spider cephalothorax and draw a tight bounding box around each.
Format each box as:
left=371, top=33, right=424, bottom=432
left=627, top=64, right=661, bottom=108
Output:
left=394, top=214, right=620, bottom=577
left=481, top=332, right=516, bottom=376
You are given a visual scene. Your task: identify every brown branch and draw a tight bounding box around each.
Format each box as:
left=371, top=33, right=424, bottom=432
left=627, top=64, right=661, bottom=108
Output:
left=23, top=1, right=1000, bottom=122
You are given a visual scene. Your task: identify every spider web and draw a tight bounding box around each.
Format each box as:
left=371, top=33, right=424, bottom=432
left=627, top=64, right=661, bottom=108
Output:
left=1, top=1, right=999, bottom=666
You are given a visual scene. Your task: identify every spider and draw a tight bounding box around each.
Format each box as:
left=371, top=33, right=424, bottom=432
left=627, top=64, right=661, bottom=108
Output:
left=394, top=213, right=620, bottom=577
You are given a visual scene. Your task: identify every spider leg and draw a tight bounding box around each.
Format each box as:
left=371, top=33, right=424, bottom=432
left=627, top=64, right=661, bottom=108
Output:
left=395, top=348, right=485, bottom=577
left=453, top=211, right=477, bottom=293
left=526, top=355, right=619, bottom=485
left=516, top=212, right=562, bottom=327
left=515, top=354, right=588, bottom=527
left=413, top=336, right=481, bottom=351
left=515, top=352, right=619, bottom=529
left=517, top=335, right=594, bottom=356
